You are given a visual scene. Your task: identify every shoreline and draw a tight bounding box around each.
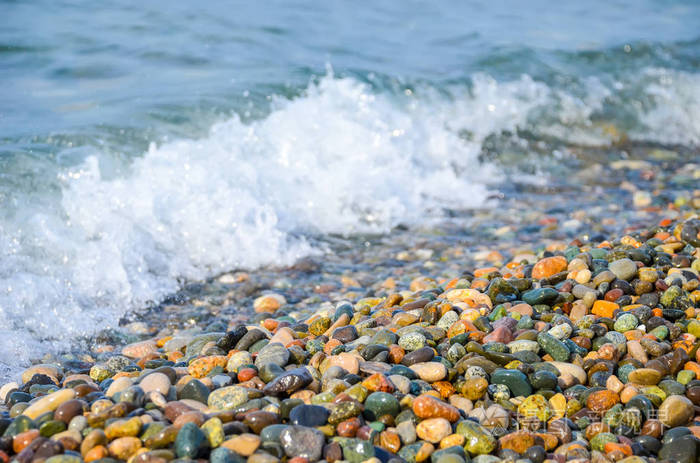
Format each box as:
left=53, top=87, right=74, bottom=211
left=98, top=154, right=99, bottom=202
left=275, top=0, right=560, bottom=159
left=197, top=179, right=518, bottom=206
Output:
left=0, top=205, right=698, bottom=462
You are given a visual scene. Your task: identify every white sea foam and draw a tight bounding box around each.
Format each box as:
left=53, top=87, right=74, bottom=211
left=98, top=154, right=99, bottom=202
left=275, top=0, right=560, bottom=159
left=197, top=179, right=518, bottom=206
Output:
left=0, top=70, right=698, bottom=380
left=0, top=75, right=511, bottom=379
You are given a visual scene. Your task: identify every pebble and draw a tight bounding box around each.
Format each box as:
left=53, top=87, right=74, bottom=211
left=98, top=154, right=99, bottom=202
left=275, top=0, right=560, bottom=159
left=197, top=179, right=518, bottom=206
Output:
left=139, top=373, right=171, bottom=395
left=207, top=386, right=249, bottom=411
left=608, top=258, right=638, bottom=280
left=659, top=395, right=694, bottom=427
left=279, top=426, right=325, bottom=461
left=222, top=433, right=261, bottom=456
left=409, top=362, right=447, bottom=382
left=22, top=388, right=75, bottom=420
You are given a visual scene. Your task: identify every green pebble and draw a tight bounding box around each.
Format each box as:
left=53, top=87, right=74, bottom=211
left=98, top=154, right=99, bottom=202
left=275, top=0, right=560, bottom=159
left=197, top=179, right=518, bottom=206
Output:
left=613, top=313, right=638, bottom=332
left=39, top=420, right=66, bottom=437
left=677, top=370, right=696, bottom=385
left=490, top=369, right=532, bottom=397
left=537, top=332, right=570, bottom=362
left=455, top=420, right=496, bottom=455
left=175, top=422, right=207, bottom=458
left=590, top=432, right=617, bottom=452
left=363, top=392, right=400, bottom=420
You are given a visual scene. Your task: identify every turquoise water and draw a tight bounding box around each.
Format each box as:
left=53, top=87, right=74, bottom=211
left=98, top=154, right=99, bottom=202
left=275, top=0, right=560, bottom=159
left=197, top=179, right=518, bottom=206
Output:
left=0, top=1, right=699, bottom=377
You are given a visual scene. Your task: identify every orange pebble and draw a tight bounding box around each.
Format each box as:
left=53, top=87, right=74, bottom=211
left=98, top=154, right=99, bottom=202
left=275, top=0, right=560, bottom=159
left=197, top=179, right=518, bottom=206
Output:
left=388, top=345, right=405, bottom=364
left=474, top=267, right=499, bottom=278
left=13, top=429, right=39, bottom=453
left=323, top=339, right=342, bottom=355
left=237, top=368, right=257, bottom=382
left=156, top=336, right=172, bottom=348
left=652, top=308, right=663, bottom=317
left=685, top=361, right=700, bottom=379
left=591, top=300, right=619, bottom=318
left=604, top=442, right=632, bottom=456
left=85, top=445, right=109, bottom=463
left=443, top=278, right=459, bottom=290
left=262, top=319, right=278, bottom=332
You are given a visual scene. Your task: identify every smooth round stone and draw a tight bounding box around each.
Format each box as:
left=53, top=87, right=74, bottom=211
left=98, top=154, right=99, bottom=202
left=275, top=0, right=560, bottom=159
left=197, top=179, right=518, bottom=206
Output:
left=409, top=362, right=447, bottom=383
left=259, top=363, right=285, bottom=383
left=521, top=288, right=558, bottom=306
left=628, top=369, right=662, bottom=386
left=207, top=386, right=248, bottom=411
left=279, top=425, right=325, bottom=461
left=226, top=352, right=254, bottom=372
left=139, top=373, right=171, bottom=395
left=536, top=332, right=569, bottom=362
left=437, top=312, right=459, bottom=330
left=175, top=422, right=206, bottom=458
left=108, top=436, right=142, bottom=460
left=260, top=423, right=288, bottom=444
left=518, top=395, right=551, bottom=422
left=22, top=364, right=63, bottom=384
left=210, top=447, right=242, bottom=463
left=659, top=395, right=694, bottom=427
left=244, top=411, right=279, bottom=434
left=490, top=369, right=532, bottom=397
left=332, top=325, right=358, bottom=343
left=416, top=417, right=451, bottom=443
left=401, top=347, right=435, bottom=366
left=179, top=379, right=210, bottom=404
left=289, top=404, right=330, bottom=427
left=547, top=323, right=572, bottom=340
left=329, top=401, right=363, bottom=425
left=338, top=437, right=375, bottom=462
left=263, top=367, right=313, bottom=395
left=529, top=370, right=558, bottom=390
left=39, top=420, right=66, bottom=437
left=455, top=420, right=496, bottom=455
left=524, top=445, right=546, bottom=463
left=399, top=332, right=427, bottom=351
left=222, top=433, right=261, bottom=456
left=662, top=426, right=691, bottom=444
left=658, top=434, right=698, bottom=463
left=106, top=377, right=134, bottom=397
left=614, top=313, right=639, bottom=332
left=590, top=432, right=617, bottom=451
left=395, top=421, right=417, bottom=445
left=507, top=340, right=539, bottom=354
left=255, top=343, right=290, bottom=369
left=659, top=379, right=685, bottom=397
left=633, top=435, right=661, bottom=454
left=202, top=417, right=225, bottom=448
left=609, top=258, right=638, bottom=280
left=364, top=392, right=401, bottom=420
left=53, top=399, right=85, bottom=424
left=22, top=389, right=76, bottom=420
left=45, top=456, right=81, bottom=463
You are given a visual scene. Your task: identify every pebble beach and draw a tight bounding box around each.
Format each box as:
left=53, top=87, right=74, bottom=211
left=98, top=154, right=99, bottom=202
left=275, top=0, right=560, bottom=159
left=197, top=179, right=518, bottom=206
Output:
left=0, top=145, right=699, bottom=463
left=3, top=3, right=700, bottom=463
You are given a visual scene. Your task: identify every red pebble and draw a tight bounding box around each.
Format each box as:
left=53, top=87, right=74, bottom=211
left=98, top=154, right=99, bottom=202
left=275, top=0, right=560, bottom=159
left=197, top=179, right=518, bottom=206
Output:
left=237, top=368, right=257, bottom=382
